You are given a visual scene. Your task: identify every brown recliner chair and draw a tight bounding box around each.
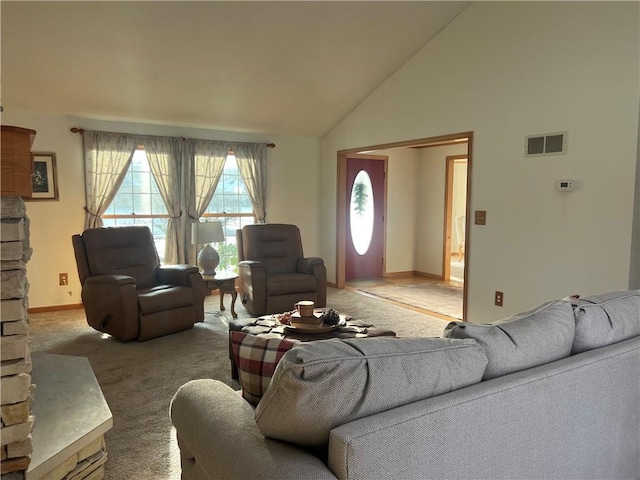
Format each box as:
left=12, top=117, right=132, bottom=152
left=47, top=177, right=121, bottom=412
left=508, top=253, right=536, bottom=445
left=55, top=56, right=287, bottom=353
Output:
left=72, top=225, right=205, bottom=342
left=237, top=224, right=327, bottom=316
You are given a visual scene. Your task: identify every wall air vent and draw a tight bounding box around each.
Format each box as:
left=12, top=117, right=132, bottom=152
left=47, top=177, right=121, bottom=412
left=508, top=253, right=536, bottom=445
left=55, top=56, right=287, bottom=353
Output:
left=525, top=132, right=567, bottom=157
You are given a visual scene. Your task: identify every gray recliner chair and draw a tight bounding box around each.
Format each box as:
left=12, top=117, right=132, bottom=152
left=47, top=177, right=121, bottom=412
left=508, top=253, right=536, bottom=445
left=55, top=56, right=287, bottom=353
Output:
left=72, top=225, right=205, bottom=342
left=237, top=224, right=327, bottom=316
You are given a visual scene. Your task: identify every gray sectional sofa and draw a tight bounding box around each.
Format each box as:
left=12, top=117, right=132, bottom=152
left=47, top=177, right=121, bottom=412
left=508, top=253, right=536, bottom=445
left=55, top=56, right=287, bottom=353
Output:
left=170, top=290, right=640, bottom=479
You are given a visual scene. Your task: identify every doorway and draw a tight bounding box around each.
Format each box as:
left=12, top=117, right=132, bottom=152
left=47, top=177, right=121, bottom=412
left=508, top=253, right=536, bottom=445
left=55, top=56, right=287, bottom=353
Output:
left=444, top=156, right=467, bottom=286
left=337, top=132, right=472, bottom=321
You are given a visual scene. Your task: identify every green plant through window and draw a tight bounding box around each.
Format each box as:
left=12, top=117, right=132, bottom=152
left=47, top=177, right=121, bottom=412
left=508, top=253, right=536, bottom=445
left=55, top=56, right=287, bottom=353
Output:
left=352, top=181, right=369, bottom=216
left=349, top=170, right=375, bottom=255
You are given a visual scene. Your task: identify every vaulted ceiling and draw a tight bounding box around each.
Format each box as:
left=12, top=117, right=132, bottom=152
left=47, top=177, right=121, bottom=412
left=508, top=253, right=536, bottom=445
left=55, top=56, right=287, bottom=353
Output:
left=2, top=1, right=469, bottom=137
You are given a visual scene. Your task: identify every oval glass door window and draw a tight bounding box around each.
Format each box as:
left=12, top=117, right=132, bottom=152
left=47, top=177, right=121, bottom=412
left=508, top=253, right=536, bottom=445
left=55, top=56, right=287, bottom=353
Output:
left=350, top=170, right=375, bottom=255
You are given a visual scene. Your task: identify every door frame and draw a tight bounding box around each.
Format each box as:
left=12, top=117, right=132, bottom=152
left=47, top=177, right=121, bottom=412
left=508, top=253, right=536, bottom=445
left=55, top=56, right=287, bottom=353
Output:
left=443, top=155, right=468, bottom=284
left=336, top=132, right=473, bottom=320
left=338, top=153, right=388, bottom=283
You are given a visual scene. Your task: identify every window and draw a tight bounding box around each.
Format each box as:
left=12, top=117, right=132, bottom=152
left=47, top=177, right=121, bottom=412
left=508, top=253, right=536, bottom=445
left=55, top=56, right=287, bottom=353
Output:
left=349, top=170, right=375, bottom=255
left=102, top=148, right=169, bottom=262
left=201, top=154, right=255, bottom=271
left=103, top=149, right=255, bottom=269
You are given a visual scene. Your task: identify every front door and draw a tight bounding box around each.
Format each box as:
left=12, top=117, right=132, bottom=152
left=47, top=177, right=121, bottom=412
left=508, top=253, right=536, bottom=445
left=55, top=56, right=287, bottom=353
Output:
left=345, top=156, right=386, bottom=281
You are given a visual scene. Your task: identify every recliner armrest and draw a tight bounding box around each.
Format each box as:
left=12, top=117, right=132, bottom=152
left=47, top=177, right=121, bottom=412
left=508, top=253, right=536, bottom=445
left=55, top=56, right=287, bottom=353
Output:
left=84, top=275, right=136, bottom=286
left=297, top=257, right=327, bottom=308
left=238, top=260, right=266, bottom=285
left=238, top=261, right=267, bottom=314
left=157, top=264, right=200, bottom=285
left=238, top=260, right=265, bottom=270
left=82, top=276, right=139, bottom=341
left=297, top=257, right=324, bottom=275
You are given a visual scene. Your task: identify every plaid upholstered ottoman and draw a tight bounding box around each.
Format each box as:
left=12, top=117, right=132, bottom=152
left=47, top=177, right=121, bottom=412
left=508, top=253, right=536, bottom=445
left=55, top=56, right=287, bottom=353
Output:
left=228, top=313, right=396, bottom=380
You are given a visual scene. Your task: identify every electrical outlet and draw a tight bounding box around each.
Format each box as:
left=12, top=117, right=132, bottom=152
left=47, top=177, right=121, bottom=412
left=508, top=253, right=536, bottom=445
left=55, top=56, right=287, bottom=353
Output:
left=475, top=210, right=487, bottom=225
left=59, top=273, right=68, bottom=286
left=495, top=291, right=504, bottom=306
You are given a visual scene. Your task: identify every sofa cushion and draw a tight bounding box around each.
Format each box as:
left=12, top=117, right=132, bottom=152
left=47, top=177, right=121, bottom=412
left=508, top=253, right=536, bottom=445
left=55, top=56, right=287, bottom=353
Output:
left=443, top=300, right=575, bottom=380
left=230, top=332, right=296, bottom=406
left=570, top=290, right=640, bottom=354
left=254, top=336, right=487, bottom=448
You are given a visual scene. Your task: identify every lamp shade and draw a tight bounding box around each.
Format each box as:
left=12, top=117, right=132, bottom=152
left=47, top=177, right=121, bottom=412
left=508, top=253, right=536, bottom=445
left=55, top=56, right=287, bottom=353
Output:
left=192, top=221, right=225, bottom=275
left=192, top=221, right=225, bottom=245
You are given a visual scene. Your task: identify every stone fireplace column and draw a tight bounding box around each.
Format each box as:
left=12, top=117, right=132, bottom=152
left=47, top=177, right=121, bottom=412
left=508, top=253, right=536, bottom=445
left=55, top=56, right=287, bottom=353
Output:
left=1, top=197, right=34, bottom=479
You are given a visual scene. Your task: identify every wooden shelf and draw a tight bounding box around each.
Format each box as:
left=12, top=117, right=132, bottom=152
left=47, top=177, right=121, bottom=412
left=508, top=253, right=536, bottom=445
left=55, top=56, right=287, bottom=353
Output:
left=1, top=125, right=36, bottom=198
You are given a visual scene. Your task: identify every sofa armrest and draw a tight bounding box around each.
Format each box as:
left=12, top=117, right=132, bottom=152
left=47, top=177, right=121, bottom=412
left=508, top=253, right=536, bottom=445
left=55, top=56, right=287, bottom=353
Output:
left=170, top=379, right=337, bottom=480
left=157, top=264, right=199, bottom=285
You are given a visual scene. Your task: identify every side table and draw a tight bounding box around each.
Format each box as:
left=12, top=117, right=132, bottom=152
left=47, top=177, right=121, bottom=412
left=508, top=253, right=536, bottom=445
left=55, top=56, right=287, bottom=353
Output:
left=202, top=272, right=238, bottom=319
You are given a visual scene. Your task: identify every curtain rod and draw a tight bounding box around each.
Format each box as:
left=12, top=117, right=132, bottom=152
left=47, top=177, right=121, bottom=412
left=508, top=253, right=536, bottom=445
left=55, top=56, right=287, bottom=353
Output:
left=69, top=127, right=276, bottom=148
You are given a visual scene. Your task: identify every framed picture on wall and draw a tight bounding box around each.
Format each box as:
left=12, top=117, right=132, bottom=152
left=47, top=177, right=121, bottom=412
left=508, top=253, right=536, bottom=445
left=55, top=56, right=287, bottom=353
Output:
left=29, top=152, right=59, bottom=201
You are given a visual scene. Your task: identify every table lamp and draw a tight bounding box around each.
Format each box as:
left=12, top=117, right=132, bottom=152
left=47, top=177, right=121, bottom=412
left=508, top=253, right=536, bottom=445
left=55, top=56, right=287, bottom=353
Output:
left=192, top=221, right=225, bottom=275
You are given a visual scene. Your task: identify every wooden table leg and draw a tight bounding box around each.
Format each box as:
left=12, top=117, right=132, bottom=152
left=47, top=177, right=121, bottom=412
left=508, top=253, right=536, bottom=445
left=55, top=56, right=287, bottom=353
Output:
left=219, top=289, right=226, bottom=312
left=218, top=283, right=238, bottom=318
left=229, top=288, right=238, bottom=318
left=203, top=275, right=239, bottom=319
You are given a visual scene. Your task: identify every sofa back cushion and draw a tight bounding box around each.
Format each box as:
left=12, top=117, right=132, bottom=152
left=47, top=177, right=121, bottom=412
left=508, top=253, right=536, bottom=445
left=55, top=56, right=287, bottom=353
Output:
left=570, top=290, right=640, bottom=354
left=81, top=225, right=159, bottom=289
left=230, top=332, right=296, bottom=406
left=443, top=300, right=575, bottom=380
left=255, top=336, right=487, bottom=448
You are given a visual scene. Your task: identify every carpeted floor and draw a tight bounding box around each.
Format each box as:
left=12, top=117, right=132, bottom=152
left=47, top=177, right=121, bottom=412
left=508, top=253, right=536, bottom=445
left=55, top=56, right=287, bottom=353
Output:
left=358, top=282, right=463, bottom=319
left=28, top=287, right=449, bottom=479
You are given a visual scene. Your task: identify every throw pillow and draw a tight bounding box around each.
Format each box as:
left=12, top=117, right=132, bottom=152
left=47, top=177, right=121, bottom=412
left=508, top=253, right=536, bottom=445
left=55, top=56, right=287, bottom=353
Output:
left=255, top=336, right=487, bottom=448
left=570, top=290, right=640, bottom=354
left=230, top=331, right=296, bottom=406
left=443, top=300, right=575, bottom=380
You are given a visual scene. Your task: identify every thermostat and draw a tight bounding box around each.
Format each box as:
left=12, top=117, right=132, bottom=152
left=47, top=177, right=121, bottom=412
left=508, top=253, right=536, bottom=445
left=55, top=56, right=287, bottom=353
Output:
left=555, top=179, right=575, bottom=192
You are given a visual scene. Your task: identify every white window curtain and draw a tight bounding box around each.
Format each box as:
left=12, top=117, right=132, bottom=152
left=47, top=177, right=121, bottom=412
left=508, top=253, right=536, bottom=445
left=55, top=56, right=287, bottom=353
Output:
left=82, top=131, right=139, bottom=229
left=81, top=128, right=268, bottom=266
left=234, top=143, right=267, bottom=223
left=182, top=139, right=228, bottom=263
left=143, top=136, right=183, bottom=264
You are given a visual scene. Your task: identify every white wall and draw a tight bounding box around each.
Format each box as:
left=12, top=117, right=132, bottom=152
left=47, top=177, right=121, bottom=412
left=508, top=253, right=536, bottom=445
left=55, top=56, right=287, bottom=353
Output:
left=3, top=111, right=85, bottom=309
left=631, top=106, right=640, bottom=289
left=372, top=148, right=419, bottom=273
left=320, top=2, right=640, bottom=322
left=416, top=144, right=468, bottom=275
left=2, top=110, right=321, bottom=309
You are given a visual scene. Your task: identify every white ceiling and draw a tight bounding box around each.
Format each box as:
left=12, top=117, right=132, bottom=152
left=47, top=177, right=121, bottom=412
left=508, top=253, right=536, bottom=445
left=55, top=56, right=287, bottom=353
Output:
left=1, top=1, right=469, bottom=137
